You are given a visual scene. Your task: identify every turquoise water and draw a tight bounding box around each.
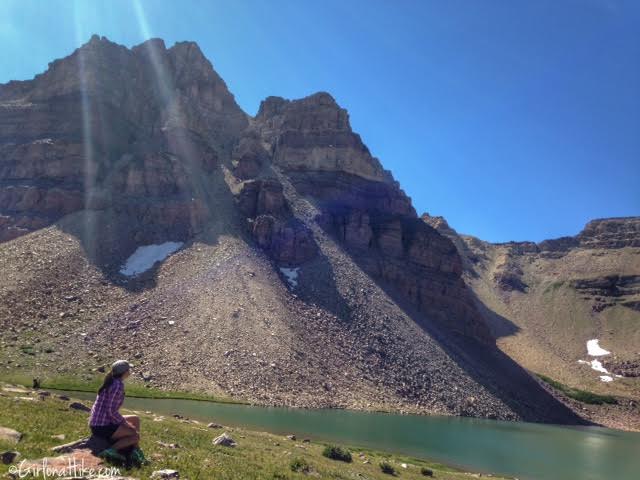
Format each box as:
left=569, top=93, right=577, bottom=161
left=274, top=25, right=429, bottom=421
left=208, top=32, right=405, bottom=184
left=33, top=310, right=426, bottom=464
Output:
left=64, top=390, right=639, bottom=480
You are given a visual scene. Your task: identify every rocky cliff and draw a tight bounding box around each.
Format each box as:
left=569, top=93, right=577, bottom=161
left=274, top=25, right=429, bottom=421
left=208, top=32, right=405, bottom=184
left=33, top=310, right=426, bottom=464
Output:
left=0, top=36, right=588, bottom=425
left=235, top=92, right=490, bottom=341
left=0, top=35, right=246, bottom=261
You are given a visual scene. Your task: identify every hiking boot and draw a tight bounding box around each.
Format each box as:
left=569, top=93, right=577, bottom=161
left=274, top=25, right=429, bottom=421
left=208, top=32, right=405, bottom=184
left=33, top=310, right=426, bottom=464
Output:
left=98, top=447, right=126, bottom=463
left=131, top=447, right=150, bottom=466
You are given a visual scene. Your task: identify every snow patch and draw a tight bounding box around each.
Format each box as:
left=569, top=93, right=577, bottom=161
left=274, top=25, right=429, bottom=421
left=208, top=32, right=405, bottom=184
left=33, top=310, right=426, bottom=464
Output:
left=578, top=359, right=612, bottom=375
left=120, top=242, right=184, bottom=276
left=279, top=267, right=299, bottom=288
left=578, top=340, right=616, bottom=382
left=587, top=339, right=610, bottom=356
left=588, top=359, right=609, bottom=374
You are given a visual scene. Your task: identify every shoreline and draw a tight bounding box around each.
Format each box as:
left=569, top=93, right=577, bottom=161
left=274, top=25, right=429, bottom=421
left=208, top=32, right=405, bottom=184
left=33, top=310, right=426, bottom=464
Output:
left=3, top=372, right=639, bottom=433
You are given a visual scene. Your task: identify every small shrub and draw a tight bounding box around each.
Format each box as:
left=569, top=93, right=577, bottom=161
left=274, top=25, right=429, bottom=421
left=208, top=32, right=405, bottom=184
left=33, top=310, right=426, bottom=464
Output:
left=20, top=345, right=35, bottom=355
left=380, top=461, right=396, bottom=475
left=421, top=467, right=434, bottom=476
left=322, top=445, right=352, bottom=463
left=273, top=473, right=288, bottom=480
left=290, top=457, right=310, bottom=473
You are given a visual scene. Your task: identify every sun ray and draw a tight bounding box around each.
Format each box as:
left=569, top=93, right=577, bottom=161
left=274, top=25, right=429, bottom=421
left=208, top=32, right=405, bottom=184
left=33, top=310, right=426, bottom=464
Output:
left=132, top=0, right=218, bottom=236
left=73, top=0, right=97, bottom=259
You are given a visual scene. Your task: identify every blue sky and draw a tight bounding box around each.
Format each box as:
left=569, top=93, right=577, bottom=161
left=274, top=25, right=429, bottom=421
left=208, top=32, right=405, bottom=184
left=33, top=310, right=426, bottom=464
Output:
left=1, top=0, right=638, bottom=242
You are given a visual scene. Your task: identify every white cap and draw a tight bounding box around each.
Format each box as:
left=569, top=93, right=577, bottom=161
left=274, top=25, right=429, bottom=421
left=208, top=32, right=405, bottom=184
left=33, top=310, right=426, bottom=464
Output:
left=111, top=359, right=132, bottom=375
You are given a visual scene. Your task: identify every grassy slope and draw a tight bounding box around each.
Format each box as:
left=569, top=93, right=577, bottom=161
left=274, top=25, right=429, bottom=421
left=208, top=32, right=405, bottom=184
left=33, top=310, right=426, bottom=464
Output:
left=466, top=244, right=640, bottom=398
left=0, top=385, right=511, bottom=480
left=535, top=374, right=618, bottom=405
left=454, top=240, right=640, bottom=431
left=0, top=372, right=246, bottom=404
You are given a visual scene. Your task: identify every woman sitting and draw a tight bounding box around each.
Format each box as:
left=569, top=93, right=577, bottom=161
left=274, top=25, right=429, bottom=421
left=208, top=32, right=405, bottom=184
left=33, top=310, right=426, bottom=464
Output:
left=88, top=360, right=147, bottom=465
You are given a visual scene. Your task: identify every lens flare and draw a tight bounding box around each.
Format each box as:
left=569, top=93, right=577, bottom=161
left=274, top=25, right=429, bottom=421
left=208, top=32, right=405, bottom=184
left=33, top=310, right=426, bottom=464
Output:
left=133, top=0, right=215, bottom=233
left=73, top=0, right=97, bottom=258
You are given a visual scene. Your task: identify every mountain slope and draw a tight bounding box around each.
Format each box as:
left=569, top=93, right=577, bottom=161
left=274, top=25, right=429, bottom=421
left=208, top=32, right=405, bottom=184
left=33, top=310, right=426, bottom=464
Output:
left=0, top=36, right=586, bottom=425
left=423, top=214, right=640, bottom=429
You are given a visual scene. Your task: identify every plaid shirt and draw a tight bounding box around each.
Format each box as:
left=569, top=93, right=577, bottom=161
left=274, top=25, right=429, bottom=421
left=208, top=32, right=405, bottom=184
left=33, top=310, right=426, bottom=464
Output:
left=89, top=378, right=125, bottom=426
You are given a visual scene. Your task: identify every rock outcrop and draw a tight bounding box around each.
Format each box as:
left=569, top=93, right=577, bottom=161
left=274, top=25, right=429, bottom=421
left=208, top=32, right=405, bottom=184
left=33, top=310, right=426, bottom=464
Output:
left=236, top=178, right=318, bottom=265
left=578, top=217, right=640, bottom=249
left=240, top=94, right=491, bottom=341
left=0, top=35, right=247, bottom=261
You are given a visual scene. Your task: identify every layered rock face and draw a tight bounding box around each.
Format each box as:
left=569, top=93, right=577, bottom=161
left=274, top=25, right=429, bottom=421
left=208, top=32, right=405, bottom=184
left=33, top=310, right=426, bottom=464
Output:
left=425, top=215, right=640, bottom=299
left=0, top=35, right=247, bottom=260
left=235, top=93, right=491, bottom=341
left=236, top=178, right=317, bottom=265
left=577, top=217, right=640, bottom=249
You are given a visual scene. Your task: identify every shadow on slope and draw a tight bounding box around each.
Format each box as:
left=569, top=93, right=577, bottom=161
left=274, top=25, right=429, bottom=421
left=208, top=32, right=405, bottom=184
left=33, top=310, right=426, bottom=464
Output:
left=469, top=289, right=521, bottom=340
left=341, top=251, right=591, bottom=426
left=294, top=250, right=352, bottom=321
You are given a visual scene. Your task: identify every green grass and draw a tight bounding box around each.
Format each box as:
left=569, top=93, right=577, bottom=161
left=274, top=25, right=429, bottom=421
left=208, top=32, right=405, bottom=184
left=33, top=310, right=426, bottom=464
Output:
left=289, top=457, right=310, bottom=473
left=543, top=280, right=564, bottom=294
left=0, top=373, right=247, bottom=404
left=0, top=384, right=511, bottom=480
left=536, top=374, right=618, bottom=405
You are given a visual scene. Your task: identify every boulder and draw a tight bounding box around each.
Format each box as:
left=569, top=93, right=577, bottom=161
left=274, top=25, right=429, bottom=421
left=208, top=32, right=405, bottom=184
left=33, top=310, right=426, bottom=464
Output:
left=0, top=426, right=22, bottom=443
left=1, top=450, right=20, bottom=464
left=212, top=432, right=237, bottom=447
left=151, top=469, right=180, bottom=479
